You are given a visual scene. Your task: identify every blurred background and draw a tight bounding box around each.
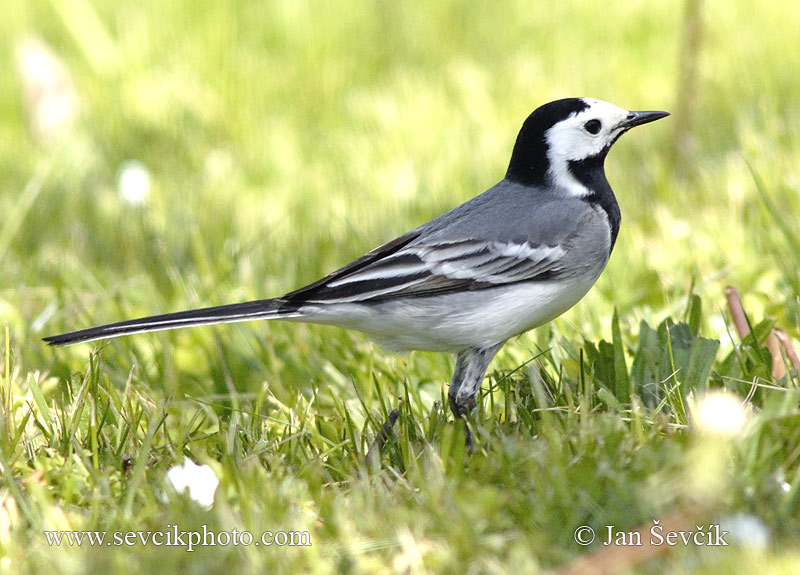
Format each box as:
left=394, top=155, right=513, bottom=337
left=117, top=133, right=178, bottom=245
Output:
left=1, top=0, right=799, bottom=404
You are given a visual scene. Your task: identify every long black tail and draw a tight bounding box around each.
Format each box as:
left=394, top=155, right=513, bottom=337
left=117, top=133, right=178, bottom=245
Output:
left=43, top=298, right=295, bottom=346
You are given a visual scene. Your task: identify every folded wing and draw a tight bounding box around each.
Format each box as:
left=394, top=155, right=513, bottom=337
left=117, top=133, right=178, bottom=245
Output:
left=283, top=237, right=566, bottom=303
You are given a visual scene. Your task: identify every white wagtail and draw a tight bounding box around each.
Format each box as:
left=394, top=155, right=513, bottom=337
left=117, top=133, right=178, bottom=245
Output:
left=45, top=97, right=668, bottom=446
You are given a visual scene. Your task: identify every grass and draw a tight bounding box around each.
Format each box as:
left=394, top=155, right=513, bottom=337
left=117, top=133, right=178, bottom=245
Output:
left=2, top=0, right=800, bottom=573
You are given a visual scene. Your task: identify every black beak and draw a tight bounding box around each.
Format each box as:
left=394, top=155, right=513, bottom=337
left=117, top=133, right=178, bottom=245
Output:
left=621, top=110, right=670, bottom=129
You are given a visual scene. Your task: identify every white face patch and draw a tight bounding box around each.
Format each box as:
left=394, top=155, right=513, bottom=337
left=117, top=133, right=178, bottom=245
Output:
left=544, top=98, right=631, bottom=196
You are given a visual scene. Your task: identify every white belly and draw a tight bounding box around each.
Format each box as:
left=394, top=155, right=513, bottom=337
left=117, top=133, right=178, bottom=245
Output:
left=297, top=273, right=602, bottom=352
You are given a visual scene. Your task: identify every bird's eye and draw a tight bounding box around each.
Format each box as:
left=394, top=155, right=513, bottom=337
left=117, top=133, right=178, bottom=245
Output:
left=584, top=119, right=602, bottom=135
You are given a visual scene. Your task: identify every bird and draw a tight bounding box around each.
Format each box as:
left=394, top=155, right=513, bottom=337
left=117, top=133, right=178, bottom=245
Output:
left=44, top=97, right=669, bottom=448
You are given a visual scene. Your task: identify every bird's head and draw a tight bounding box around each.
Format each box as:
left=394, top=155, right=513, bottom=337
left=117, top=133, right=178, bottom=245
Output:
left=506, top=97, right=669, bottom=195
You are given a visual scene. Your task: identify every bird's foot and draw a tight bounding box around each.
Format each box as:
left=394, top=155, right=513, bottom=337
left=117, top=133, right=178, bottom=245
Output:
left=449, top=396, right=475, bottom=452
left=460, top=415, right=474, bottom=453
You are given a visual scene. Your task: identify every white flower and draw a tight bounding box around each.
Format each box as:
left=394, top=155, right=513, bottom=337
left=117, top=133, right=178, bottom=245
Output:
left=15, top=37, right=80, bottom=144
left=117, top=160, right=151, bottom=206
left=690, top=390, right=747, bottom=437
left=167, top=459, right=219, bottom=508
left=720, top=514, right=770, bottom=549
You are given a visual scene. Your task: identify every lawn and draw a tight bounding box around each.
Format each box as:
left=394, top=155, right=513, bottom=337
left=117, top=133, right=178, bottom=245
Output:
left=2, top=1, right=800, bottom=573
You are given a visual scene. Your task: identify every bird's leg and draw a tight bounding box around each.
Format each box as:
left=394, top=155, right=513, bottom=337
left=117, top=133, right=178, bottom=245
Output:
left=364, top=408, right=399, bottom=468
left=447, top=343, right=503, bottom=450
